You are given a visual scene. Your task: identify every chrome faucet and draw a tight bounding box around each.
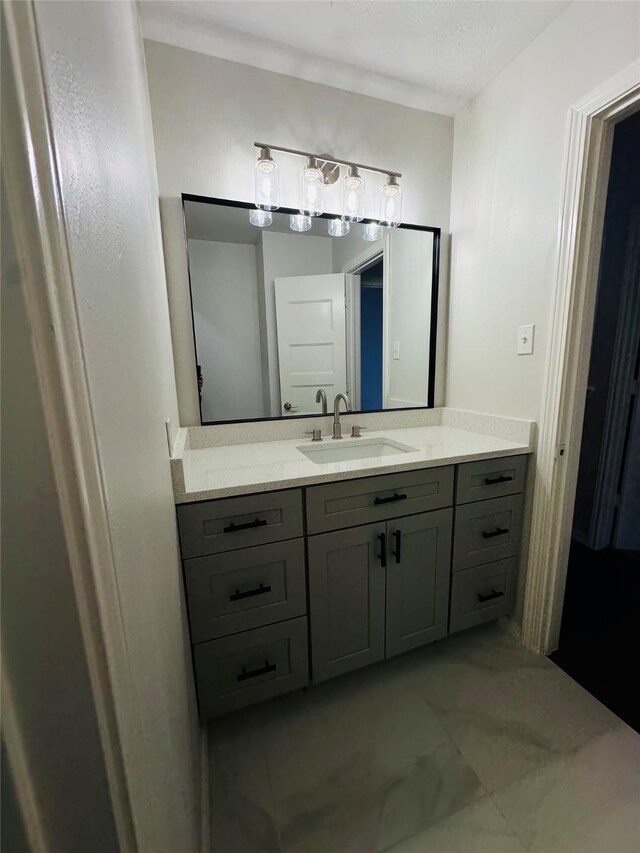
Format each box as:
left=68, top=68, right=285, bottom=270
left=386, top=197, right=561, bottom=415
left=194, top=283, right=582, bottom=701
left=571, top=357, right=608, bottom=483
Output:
left=332, top=393, right=351, bottom=439
left=316, top=388, right=328, bottom=414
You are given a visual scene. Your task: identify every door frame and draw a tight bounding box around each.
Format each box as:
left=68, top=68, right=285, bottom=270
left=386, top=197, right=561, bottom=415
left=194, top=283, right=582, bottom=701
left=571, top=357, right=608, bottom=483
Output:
left=342, top=239, right=389, bottom=409
left=521, top=61, right=640, bottom=654
left=2, top=3, right=137, bottom=848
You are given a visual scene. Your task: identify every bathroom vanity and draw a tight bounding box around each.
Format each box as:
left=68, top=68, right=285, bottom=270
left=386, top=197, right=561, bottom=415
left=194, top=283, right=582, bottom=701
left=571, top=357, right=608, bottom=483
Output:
left=172, top=417, right=532, bottom=717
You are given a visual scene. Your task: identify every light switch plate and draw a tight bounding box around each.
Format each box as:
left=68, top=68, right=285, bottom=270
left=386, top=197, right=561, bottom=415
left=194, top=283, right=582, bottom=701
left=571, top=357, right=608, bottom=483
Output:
left=517, top=324, right=535, bottom=355
left=393, top=341, right=400, bottom=360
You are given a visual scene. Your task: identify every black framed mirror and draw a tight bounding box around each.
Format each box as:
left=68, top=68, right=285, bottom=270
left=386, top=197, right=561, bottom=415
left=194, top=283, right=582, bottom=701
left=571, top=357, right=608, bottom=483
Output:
left=182, top=194, right=440, bottom=425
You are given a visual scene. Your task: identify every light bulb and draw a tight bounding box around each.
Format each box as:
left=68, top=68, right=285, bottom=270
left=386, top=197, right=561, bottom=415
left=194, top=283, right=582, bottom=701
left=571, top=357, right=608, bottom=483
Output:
left=328, top=218, right=349, bottom=237
left=254, top=147, right=279, bottom=211
left=379, top=176, right=402, bottom=227
left=249, top=208, right=272, bottom=227
left=290, top=213, right=312, bottom=232
left=363, top=222, right=383, bottom=241
left=300, top=157, right=324, bottom=216
left=342, top=166, right=364, bottom=222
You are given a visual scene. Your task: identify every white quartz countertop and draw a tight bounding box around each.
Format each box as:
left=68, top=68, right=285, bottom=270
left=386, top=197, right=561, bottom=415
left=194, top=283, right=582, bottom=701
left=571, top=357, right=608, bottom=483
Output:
left=173, top=424, right=533, bottom=503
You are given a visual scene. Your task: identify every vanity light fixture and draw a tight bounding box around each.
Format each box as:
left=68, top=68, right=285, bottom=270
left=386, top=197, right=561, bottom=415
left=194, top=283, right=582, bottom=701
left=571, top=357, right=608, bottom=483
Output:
left=254, top=147, right=280, bottom=211
left=249, top=208, right=273, bottom=227
left=379, top=175, right=403, bottom=227
left=290, top=213, right=312, bottom=232
left=250, top=142, right=402, bottom=228
left=300, top=156, right=324, bottom=216
left=363, top=221, right=384, bottom=241
left=328, top=217, right=349, bottom=237
left=342, top=166, right=365, bottom=223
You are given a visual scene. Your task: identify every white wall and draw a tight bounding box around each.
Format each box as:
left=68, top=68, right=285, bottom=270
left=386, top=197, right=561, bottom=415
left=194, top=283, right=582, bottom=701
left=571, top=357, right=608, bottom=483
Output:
left=331, top=228, right=385, bottom=275
left=31, top=2, right=201, bottom=850
left=144, top=39, right=454, bottom=424
left=189, top=239, right=265, bottom=421
left=447, top=0, right=640, bottom=421
left=387, top=228, right=433, bottom=407
left=260, top=231, right=334, bottom=415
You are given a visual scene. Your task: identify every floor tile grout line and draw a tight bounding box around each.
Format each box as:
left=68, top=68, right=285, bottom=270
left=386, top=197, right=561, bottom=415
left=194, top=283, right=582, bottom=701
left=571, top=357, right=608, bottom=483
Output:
left=485, top=788, right=532, bottom=852
left=376, top=791, right=490, bottom=853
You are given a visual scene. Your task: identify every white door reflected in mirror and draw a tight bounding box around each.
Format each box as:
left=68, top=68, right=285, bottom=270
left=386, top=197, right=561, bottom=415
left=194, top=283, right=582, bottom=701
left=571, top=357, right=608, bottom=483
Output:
left=274, top=274, right=347, bottom=416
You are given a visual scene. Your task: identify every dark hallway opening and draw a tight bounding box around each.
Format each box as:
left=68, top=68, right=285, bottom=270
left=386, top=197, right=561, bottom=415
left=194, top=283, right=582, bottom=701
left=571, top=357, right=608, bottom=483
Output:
left=549, top=110, right=640, bottom=734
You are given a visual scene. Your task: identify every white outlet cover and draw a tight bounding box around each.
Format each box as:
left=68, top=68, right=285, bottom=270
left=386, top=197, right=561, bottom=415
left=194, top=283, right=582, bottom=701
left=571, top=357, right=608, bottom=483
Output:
left=517, top=324, right=535, bottom=355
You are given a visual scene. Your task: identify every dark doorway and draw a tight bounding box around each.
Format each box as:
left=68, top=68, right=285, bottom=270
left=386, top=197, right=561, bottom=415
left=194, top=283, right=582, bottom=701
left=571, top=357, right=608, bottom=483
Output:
left=549, top=110, right=640, bottom=734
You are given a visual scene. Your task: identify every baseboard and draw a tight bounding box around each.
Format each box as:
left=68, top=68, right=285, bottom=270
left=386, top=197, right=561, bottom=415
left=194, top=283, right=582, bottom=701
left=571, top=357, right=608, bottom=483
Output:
left=200, top=724, right=210, bottom=853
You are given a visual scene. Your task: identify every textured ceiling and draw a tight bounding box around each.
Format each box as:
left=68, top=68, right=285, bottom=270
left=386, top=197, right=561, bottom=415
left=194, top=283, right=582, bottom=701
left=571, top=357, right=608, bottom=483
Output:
left=139, top=0, right=570, bottom=115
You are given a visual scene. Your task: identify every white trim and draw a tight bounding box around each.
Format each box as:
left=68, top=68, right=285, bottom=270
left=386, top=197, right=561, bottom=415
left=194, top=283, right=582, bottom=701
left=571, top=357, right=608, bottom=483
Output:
left=382, top=234, right=392, bottom=407
left=2, top=2, right=138, bottom=847
left=521, top=61, right=640, bottom=654
left=344, top=273, right=362, bottom=407
left=342, top=242, right=385, bottom=411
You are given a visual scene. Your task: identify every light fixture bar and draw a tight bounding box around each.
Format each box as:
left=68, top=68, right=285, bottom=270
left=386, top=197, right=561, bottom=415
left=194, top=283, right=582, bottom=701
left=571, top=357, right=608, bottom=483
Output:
left=253, top=142, right=401, bottom=179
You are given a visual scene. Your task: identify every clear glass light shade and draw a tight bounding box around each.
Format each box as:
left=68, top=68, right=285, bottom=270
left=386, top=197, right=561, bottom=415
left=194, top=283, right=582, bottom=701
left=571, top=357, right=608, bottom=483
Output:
left=300, top=159, right=324, bottom=216
left=379, top=177, right=402, bottom=227
left=254, top=150, right=279, bottom=211
left=342, top=167, right=365, bottom=222
left=363, top=222, right=383, bottom=242
left=290, top=213, right=312, bottom=232
left=328, top=217, right=350, bottom=237
left=249, top=208, right=273, bottom=227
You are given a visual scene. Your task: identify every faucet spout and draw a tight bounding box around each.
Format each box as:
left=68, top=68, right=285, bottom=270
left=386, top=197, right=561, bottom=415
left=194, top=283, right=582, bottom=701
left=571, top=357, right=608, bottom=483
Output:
left=332, top=393, right=351, bottom=440
left=316, top=388, right=328, bottom=414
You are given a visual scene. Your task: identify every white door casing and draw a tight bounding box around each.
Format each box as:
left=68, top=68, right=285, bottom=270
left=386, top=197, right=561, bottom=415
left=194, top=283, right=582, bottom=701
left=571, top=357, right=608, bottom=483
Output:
left=274, top=274, right=347, bottom=416
left=521, top=62, right=640, bottom=654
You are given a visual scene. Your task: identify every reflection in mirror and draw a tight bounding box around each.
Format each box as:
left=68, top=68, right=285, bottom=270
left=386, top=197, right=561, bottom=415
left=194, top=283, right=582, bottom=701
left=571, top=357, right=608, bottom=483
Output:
left=183, top=197, right=439, bottom=424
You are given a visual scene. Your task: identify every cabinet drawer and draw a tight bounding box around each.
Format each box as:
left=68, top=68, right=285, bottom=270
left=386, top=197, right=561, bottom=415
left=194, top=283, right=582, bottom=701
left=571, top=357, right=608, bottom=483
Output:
left=456, top=455, right=528, bottom=505
left=449, top=557, right=518, bottom=633
left=177, top=489, right=303, bottom=559
left=453, top=494, right=524, bottom=571
left=193, top=617, right=309, bottom=717
left=306, top=467, right=454, bottom=534
left=184, top=539, right=307, bottom=643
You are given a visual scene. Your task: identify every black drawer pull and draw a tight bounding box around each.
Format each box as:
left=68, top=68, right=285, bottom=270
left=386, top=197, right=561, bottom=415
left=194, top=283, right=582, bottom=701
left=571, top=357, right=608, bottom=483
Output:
left=223, top=518, right=268, bottom=534
left=481, top=527, right=509, bottom=539
left=237, top=660, right=276, bottom=682
left=484, top=474, right=513, bottom=485
left=378, top=533, right=387, bottom=568
left=229, top=583, right=272, bottom=602
left=392, top=529, right=402, bottom=564
left=374, top=493, right=407, bottom=505
left=477, top=589, right=505, bottom=603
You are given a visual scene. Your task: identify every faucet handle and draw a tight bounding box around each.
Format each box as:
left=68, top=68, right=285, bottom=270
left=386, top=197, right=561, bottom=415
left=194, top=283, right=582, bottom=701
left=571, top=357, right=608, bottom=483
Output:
left=351, top=425, right=367, bottom=438
left=305, top=428, right=323, bottom=442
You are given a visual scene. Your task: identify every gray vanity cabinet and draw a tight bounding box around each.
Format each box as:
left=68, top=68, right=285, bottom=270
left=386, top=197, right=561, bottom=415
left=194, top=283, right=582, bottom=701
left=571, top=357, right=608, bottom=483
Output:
left=448, top=455, right=528, bottom=634
left=308, top=523, right=386, bottom=683
left=177, top=488, right=309, bottom=717
left=385, top=508, right=453, bottom=657
left=177, top=454, right=529, bottom=716
left=308, top=507, right=453, bottom=682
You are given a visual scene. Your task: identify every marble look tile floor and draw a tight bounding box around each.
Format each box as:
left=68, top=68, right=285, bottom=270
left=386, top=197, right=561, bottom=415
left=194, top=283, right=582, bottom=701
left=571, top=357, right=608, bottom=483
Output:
left=208, top=623, right=640, bottom=853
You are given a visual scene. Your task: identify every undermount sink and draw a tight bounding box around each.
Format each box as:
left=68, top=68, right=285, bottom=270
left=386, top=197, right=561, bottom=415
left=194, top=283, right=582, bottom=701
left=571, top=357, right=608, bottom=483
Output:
left=297, top=437, right=419, bottom=465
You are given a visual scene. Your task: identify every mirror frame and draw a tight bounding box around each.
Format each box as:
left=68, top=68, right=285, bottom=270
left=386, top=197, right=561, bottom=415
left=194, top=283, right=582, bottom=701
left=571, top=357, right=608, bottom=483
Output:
left=182, top=193, right=441, bottom=426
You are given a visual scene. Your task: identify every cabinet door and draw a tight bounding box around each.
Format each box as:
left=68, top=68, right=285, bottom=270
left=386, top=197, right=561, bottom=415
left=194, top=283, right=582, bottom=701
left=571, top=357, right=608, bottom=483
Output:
left=308, top=523, right=386, bottom=683
left=385, top=508, right=453, bottom=658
